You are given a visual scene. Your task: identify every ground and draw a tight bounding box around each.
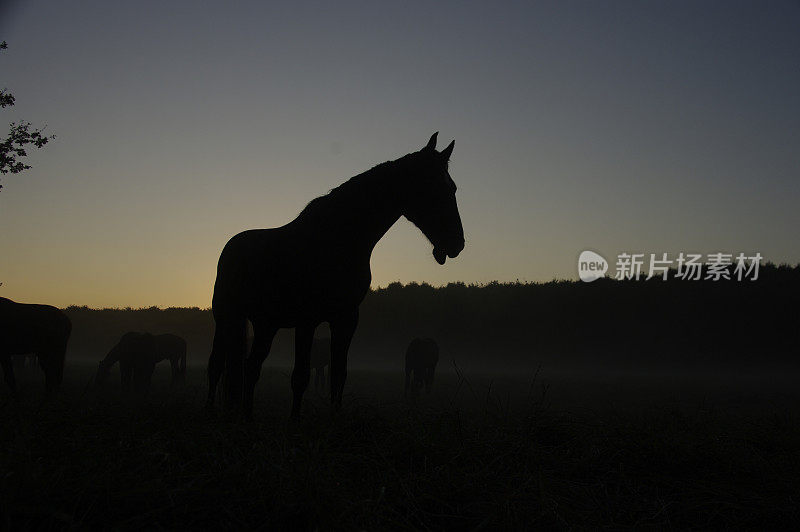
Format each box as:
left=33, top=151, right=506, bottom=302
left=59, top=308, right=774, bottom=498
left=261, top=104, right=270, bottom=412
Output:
left=1, top=363, right=799, bottom=529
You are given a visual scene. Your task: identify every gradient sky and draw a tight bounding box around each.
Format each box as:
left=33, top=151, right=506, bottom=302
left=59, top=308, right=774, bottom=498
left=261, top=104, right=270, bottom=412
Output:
left=1, top=1, right=798, bottom=308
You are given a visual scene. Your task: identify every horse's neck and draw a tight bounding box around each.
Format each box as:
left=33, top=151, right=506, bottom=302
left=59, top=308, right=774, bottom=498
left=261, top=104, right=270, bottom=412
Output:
left=102, top=346, right=121, bottom=367
left=351, top=194, right=403, bottom=254
left=307, top=164, right=405, bottom=255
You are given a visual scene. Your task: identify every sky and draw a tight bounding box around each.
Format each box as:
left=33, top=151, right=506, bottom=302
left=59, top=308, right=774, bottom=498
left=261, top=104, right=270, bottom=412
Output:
left=0, top=0, right=798, bottom=308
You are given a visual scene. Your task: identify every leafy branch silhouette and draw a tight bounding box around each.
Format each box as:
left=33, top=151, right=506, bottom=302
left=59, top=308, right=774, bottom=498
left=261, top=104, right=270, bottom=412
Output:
left=0, top=41, right=55, bottom=190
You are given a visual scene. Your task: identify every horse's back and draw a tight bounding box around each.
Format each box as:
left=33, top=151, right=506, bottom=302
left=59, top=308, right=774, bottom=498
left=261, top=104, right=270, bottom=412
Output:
left=217, top=228, right=294, bottom=274
left=214, top=228, right=296, bottom=310
left=0, top=297, right=71, bottom=354
left=213, top=226, right=369, bottom=323
left=117, top=332, right=156, bottom=359
left=406, top=338, right=439, bottom=367
left=154, top=333, right=187, bottom=359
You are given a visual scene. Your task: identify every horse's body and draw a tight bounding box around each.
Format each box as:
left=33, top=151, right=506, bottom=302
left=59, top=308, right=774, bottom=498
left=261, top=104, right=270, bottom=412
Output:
left=96, top=332, right=187, bottom=392
left=207, top=133, right=464, bottom=417
left=405, top=338, right=439, bottom=395
left=310, top=337, right=331, bottom=391
left=0, top=296, right=71, bottom=395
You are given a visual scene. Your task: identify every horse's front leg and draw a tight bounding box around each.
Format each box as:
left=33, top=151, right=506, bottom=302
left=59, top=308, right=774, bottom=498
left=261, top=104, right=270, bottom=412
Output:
left=0, top=355, right=17, bottom=396
left=170, top=358, right=179, bottom=386
left=120, top=360, right=133, bottom=392
left=243, top=322, right=278, bottom=419
left=330, top=308, right=358, bottom=411
left=425, top=366, right=434, bottom=394
left=291, top=325, right=315, bottom=418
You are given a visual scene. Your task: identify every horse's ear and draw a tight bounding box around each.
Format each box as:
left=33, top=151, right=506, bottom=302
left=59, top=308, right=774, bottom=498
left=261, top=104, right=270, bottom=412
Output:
left=440, top=140, right=455, bottom=161
left=424, top=132, right=438, bottom=151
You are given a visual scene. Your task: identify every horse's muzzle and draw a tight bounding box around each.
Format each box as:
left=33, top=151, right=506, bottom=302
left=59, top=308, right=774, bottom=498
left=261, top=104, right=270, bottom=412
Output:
left=433, top=239, right=464, bottom=265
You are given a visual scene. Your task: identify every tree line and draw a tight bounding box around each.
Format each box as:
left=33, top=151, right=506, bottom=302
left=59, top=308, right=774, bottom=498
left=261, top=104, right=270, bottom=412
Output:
left=59, top=262, right=800, bottom=374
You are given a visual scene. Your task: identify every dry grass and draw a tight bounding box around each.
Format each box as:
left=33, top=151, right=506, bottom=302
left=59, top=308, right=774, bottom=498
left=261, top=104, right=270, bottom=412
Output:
left=1, top=365, right=799, bottom=530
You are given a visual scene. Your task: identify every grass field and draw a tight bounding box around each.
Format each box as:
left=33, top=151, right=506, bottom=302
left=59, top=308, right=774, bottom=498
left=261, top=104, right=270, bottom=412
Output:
left=2, top=363, right=799, bottom=529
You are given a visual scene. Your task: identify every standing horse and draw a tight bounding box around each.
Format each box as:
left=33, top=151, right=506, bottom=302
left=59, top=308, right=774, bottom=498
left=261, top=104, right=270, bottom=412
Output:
left=405, top=338, right=439, bottom=396
left=0, top=296, right=71, bottom=396
left=96, top=332, right=187, bottom=392
left=207, top=133, right=464, bottom=418
left=310, top=336, right=331, bottom=392
left=12, top=353, right=37, bottom=369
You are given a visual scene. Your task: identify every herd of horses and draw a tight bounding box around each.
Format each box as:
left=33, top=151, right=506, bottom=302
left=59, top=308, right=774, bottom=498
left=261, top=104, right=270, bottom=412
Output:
left=1, top=133, right=463, bottom=417
left=0, top=308, right=440, bottom=399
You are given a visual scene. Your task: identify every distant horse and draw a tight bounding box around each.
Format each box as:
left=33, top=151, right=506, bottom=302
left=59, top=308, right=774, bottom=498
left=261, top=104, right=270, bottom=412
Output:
left=206, top=133, right=464, bottom=418
left=310, top=337, right=331, bottom=392
left=0, top=296, right=72, bottom=396
left=405, top=338, right=439, bottom=396
left=12, top=353, right=37, bottom=369
left=96, top=332, right=187, bottom=392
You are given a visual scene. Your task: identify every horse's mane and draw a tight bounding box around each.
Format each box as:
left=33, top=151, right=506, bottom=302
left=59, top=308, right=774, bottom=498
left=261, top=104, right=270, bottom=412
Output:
left=297, top=152, right=417, bottom=219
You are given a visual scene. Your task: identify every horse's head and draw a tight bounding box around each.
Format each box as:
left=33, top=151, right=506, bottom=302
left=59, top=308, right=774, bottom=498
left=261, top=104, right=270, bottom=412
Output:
left=402, top=132, right=465, bottom=265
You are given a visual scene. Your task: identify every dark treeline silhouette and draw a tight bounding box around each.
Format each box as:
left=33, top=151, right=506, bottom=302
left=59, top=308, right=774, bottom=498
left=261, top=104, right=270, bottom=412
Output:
left=357, top=263, right=800, bottom=374
left=58, top=262, right=800, bottom=375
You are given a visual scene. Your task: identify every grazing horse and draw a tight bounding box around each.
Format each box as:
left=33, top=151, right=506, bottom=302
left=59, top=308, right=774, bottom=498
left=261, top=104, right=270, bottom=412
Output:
left=96, top=332, right=187, bottom=392
left=405, top=338, right=439, bottom=396
left=206, top=132, right=465, bottom=418
left=0, top=296, right=71, bottom=396
left=12, top=353, right=37, bottom=369
left=310, top=337, right=331, bottom=392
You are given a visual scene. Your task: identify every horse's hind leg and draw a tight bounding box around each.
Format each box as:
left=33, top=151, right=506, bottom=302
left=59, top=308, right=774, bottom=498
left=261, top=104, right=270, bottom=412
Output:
left=1, top=355, right=17, bottom=395
left=207, top=317, right=247, bottom=412
left=170, top=353, right=186, bottom=387
left=142, top=363, right=156, bottom=395
left=291, top=325, right=314, bottom=418
left=206, top=322, right=230, bottom=410
left=41, top=344, right=67, bottom=398
left=132, top=363, right=149, bottom=395
left=243, top=322, right=278, bottom=419
left=177, top=345, right=187, bottom=385
left=330, top=309, right=358, bottom=411
left=170, top=358, right=179, bottom=386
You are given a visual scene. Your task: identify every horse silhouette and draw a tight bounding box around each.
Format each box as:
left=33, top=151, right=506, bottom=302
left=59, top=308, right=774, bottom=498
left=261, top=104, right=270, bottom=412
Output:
left=0, top=296, right=71, bottom=396
left=405, top=338, right=439, bottom=396
left=12, top=353, right=37, bottom=369
left=310, top=336, right=331, bottom=392
left=96, top=332, right=187, bottom=392
left=206, top=132, right=464, bottom=418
